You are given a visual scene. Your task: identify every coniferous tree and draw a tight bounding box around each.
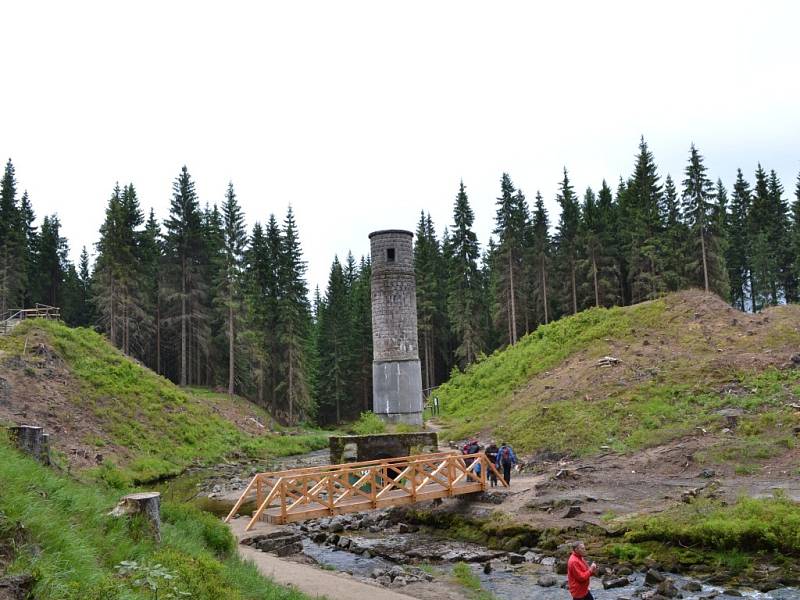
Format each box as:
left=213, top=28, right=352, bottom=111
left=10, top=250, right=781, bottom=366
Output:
left=140, top=209, right=162, bottom=371
left=0, top=159, right=26, bottom=315
left=277, top=207, right=314, bottom=423
left=349, top=257, right=373, bottom=412
left=415, top=212, right=441, bottom=390
left=219, top=183, right=247, bottom=395
left=793, top=173, right=800, bottom=298
left=681, top=144, right=728, bottom=297
left=749, top=165, right=785, bottom=307
left=447, top=181, right=484, bottom=368
left=658, top=175, right=687, bottom=292
left=242, top=221, right=273, bottom=406
left=529, top=192, right=551, bottom=324
left=18, top=191, right=37, bottom=308
left=73, top=246, right=94, bottom=326
left=163, top=166, right=204, bottom=386
left=622, top=138, right=664, bottom=302
left=554, top=168, right=581, bottom=315
left=316, top=256, right=350, bottom=424
left=493, top=174, right=526, bottom=345
left=34, top=215, right=68, bottom=307
left=727, top=170, right=752, bottom=310
left=577, top=186, right=617, bottom=308
left=768, top=170, right=795, bottom=302
left=92, top=184, right=147, bottom=356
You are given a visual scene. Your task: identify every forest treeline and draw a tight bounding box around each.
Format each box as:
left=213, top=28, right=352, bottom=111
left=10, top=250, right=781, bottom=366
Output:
left=0, top=139, right=798, bottom=424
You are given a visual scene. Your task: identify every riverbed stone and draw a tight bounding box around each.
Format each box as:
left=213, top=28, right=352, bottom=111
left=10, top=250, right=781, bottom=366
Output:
left=722, top=590, right=742, bottom=597
left=603, top=576, right=630, bottom=589
left=337, top=537, right=351, bottom=550
left=376, top=575, right=392, bottom=586
left=645, top=569, right=666, bottom=584
left=329, top=521, right=344, bottom=533
left=537, top=575, right=558, bottom=587
left=508, top=552, right=525, bottom=565
left=326, top=533, right=340, bottom=545
left=555, top=559, right=568, bottom=574
left=682, top=581, right=702, bottom=592
left=656, top=579, right=679, bottom=598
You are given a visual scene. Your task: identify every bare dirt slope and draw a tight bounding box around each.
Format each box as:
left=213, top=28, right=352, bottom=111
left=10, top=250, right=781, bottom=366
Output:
left=437, top=291, right=800, bottom=530
left=0, top=321, right=309, bottom=478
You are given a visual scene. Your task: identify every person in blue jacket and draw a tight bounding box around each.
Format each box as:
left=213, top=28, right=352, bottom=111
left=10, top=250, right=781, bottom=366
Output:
left=495, top=442, right=517, bottom=485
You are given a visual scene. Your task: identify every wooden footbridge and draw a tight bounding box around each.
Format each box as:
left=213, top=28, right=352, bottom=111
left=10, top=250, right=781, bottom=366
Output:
left=225, top=451, right=508, bottom=529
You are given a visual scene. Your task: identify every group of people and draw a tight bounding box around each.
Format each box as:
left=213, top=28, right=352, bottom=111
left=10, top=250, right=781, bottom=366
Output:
left=458, top=440, right=597, bottom=600
left=460, top=439, right=518, bottom=486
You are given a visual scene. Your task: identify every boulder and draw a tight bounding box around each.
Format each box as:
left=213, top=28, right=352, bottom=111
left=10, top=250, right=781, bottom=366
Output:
left=603, top=576, right=630, bottom=589
left=537, top=575, right=558, bottom=587
left=645, top=569, right=666, bottom=585
left=336, top=537, right=351, bottom=550
left=682, top=581, right=702, bottom=592
left=273, top=542, right=303, bottom=557
left=508, top=553, right=525, bottom=565
left=722, top=590, right=743, bottom=597
left=656, top=579, right=679, bottom=598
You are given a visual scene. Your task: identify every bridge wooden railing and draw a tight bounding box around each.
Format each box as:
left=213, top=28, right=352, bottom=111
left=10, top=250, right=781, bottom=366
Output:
left=1, top=304, right=61, bottom=335
left=226, top=451, right=508, bottom=529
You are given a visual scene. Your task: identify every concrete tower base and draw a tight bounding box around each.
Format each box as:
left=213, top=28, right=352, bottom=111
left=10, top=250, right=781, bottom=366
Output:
left=372, top=359, right=423, bottom=426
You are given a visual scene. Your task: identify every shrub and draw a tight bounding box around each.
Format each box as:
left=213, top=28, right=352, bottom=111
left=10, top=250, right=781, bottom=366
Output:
left=351, top=412, right=386, bottom=435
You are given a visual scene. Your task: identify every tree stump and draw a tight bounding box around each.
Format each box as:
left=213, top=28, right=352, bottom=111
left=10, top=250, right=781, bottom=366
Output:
left=109, top=492, right=161, bottom=542
left=8, top=425, right=50, bottom=465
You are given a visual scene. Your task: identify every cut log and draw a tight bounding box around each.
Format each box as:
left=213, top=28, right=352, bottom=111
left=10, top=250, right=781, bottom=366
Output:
left=109, top=492, right=161, bottom=542
left=8, top=425, right=50, bottom=465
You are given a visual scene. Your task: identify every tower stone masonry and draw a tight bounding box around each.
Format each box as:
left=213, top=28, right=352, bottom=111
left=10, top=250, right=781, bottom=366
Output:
left=369, top=229, right=423, bottom=425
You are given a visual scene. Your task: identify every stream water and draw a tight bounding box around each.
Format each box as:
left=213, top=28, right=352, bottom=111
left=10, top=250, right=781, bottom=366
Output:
left=156, top=451, right=800, bottom=600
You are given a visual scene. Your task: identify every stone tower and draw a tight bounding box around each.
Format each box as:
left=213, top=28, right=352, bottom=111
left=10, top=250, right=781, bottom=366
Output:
left=369, top=230, right=423, bottom=426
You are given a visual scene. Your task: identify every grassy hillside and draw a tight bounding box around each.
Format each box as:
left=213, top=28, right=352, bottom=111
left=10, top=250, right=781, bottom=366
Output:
left=437, top=291, right=800, bottom=464
left=0, top=432, right=309, bottom=600
left=0, top=320, right=328, bottom=484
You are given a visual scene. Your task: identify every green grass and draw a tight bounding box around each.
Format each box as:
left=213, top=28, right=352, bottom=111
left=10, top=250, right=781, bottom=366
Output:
left=452, top=562, right=497, bottom=600
left=0, top=434, right=311, bottom=600
left=2, top=320, right=329, bottom=483
left=435, top=296, right=800, bottom=459
left=624, top=492, right=800, bottom=555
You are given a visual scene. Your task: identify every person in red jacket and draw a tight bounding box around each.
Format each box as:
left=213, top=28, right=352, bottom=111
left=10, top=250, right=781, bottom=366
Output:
left=567, top=540, right=598, bottom=600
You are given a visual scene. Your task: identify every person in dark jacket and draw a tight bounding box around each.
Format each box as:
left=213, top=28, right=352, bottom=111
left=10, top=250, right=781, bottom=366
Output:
left=495, top=442, right=517, bottom=485
left=484, top=442, right=499, bottom=487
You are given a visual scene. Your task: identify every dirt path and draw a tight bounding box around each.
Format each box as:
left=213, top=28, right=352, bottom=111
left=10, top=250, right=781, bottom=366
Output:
left=229, top=517, right=418, bottom=600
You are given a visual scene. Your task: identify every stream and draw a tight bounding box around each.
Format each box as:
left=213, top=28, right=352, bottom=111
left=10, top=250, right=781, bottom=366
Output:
left=156, top=450, right=800, bottom=600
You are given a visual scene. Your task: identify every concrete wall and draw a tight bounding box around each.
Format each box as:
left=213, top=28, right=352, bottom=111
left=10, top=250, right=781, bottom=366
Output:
left=329, top=432, right=439, bottom=464
left=369, top=230, right=423, bottom=425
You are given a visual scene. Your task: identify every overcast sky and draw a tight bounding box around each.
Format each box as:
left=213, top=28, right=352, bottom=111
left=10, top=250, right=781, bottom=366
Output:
left=2, top=1, right=799, bottom=293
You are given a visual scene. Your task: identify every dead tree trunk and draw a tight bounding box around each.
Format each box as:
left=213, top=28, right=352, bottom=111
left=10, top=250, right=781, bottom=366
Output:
left=110, top=492, right=161, bottom=542
left=8, top=425, right=50, bottom=465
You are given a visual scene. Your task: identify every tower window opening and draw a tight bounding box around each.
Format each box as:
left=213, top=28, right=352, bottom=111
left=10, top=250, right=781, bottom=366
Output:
left=387, top=248, right=395, bottom=262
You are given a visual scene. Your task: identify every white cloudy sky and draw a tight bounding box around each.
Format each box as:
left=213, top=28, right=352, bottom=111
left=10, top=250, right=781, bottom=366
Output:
left=2, top=1, right=799, bottom=292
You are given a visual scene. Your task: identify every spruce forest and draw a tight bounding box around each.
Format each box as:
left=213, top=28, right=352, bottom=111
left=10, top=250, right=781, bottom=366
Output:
left=1, top=138, right=799, bottom=425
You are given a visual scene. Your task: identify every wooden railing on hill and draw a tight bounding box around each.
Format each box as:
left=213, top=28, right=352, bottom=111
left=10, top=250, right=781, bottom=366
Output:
left=226, top=451, right=508, bottom=529
left=0, top=304, right=61, bottom=335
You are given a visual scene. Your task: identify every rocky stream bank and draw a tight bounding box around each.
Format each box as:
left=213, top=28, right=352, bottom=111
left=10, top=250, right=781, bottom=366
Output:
left=233, top=508, right=800, bottom=600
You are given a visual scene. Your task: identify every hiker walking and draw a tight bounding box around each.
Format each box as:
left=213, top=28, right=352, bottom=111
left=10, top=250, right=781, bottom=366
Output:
left=462, top=439, right=480, bottom=468
left=495, top=441, right=517, bottom=485
left=567, top=540, right=598, bottom=600
left=484, top=442, right=499, bottom=487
